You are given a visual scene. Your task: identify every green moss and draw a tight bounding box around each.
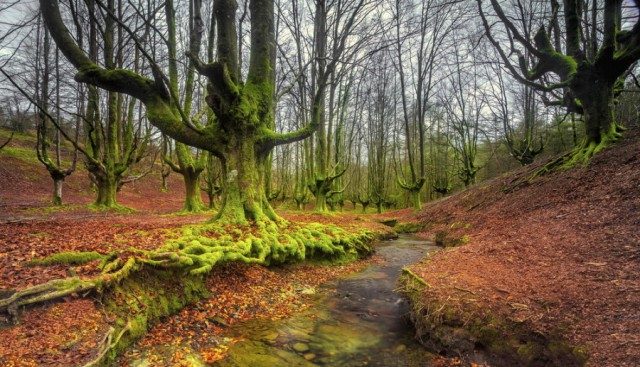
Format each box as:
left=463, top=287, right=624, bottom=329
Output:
left=394, top=222, right=424, bottom=234
left=88, top=203, right=135, bottom=213
left=561, top=123, right=622, bottom=168
left=434, top=231, right=469, bottom=247
left=28, top=251, right=106, bottom=266
left=98, top=270, right=209, bottom=365
left=152, top=220, right=375, bottom=276
left=23, top=217, right=382, bottom=365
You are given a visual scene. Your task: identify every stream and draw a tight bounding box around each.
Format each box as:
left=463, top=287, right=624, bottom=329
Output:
left=129, top=235, right=439, bottom=367
left=215, top=235, right=439, bottom=367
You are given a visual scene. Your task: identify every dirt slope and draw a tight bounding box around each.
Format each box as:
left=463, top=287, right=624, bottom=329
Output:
left=402, top=132, right=639, bottom=366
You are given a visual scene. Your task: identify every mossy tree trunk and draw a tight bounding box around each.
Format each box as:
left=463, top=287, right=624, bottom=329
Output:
left=479, top=0, right=637, bottom=164
left=41, top=0, right=316, bottom=223
left=40, top=0, right=315, bottom=222
left=409, top=189, right=421, bottom=211
left=183, top=167, right=204, bottom=212
left=52, top=176, right=64, bottom=206
left=164, top=143, right=206, bottom=212
left=94, top=172, right=118, bottom=207
left=201, top=153, right=222, bottom=210
left=571, top=78, right=622, bottom=161
left=306, top=0, right=363, bottom=213
left=162, top=0, right=207, bottom=212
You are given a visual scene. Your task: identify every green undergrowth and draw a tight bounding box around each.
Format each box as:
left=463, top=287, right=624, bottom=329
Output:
left=379, top=218, right=425, bottom=234
left=0, top=146, right=41, bottom=165
left=434, top=231, right=469, bottom=247
left=398, top=270, right=588, bottom=366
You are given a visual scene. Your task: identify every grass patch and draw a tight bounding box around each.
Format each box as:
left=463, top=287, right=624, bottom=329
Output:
left=0, top=146, right=40, bottom=165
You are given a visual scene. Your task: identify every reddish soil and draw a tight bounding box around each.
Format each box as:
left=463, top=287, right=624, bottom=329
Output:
left=399, top=132, right=640, bottom=366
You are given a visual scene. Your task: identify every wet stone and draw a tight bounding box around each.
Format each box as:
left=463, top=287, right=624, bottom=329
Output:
left=211, top=236, right=440, bottom=366
left=292, top=342, right=310, bottom=353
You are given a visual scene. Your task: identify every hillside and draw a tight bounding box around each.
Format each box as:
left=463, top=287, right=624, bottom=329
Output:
left=0, top=129, right=198, bottom=217
left=397, top=131, right=639, bottom=366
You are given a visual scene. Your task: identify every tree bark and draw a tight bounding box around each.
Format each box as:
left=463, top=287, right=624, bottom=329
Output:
left=183, top=169, right=204, bottom=212
left=94, top=174, right=118, bottom=208
left=52, top=177, right=64, bottom=206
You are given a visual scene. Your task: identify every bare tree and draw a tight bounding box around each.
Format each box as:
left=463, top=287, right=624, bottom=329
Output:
left=478, top=0, right=639, bottom=166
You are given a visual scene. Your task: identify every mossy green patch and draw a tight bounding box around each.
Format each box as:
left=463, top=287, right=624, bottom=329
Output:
left=88, top=203, right=136, bottom=214
left=99, top=270, right=208, bottom=365
left=10, top=218, right=383, bottom=365
left=0, top=146, right=40, bottom=165
left=28, top=251, right=106, bottom=266
left=394, top=222, right=424, bottom=234
left=434, top=231, right=469, bottom=247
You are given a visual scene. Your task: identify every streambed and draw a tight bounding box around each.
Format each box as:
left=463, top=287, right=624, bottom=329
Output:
left=129, top=235, right=440, bottom=367
left=216, top=235, right=439, bottom=366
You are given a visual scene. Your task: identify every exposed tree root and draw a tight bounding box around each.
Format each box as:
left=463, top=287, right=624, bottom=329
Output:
left=0, top=278, right=96, bottom=317
left=0, top=220, right=376, bottom=316
left=0, top=219, right=380, bottom=365
left=82, top=324, right=130, bottom=367
left=0, top=256, right=139, bottom=317
left=503, top=124, right=624, bottom=193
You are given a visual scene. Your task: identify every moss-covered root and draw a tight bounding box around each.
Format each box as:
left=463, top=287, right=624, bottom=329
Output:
left=0, top=277, right=96, bottom=317
left=1, top=221, right=377, bottom=317
left=398, top=272, right=588, bottom=366
left=82, top=271, right=208, bottom=367
left=504, top=124, right=624, bottom=193
left=0, top=256, right=138, bottom=316
left=28, top=251, right=108, bottom=266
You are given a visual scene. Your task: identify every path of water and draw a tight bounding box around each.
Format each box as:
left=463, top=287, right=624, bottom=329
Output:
left=215, top=235, right=439, bottom=367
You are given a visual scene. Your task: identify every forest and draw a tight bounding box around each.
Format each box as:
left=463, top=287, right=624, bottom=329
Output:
left=0, top=0, right=638, bottom=366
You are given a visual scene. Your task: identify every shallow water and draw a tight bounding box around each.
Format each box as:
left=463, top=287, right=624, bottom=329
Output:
left=215, top=235, right=439, bottom=367
left=129, top=235, right=439, bottom=367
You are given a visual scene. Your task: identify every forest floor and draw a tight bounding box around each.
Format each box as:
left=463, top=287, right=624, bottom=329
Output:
left=0, top=209, right=391, bottom=366
left=382, top=131, right=640, bottom=366
left=1, top=128, right=638, bottom=366
left=0, top=130, right=404, bottom=366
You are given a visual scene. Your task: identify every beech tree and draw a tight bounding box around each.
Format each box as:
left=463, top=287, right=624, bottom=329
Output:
left=441, top=39, right=484, bottom=188
left=161, top=0, right=209, bottom=213
left=304, top=0, right=372, bottom=212
left=35, top=26, right=79, bottom=206
left=478, top=0, right=640, bottom=165
left=393, top=0, right=457, bottom=210
left=39, top=0, right=319, bottom=223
